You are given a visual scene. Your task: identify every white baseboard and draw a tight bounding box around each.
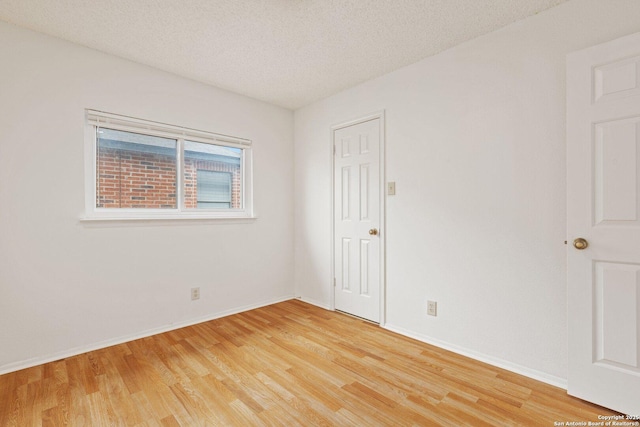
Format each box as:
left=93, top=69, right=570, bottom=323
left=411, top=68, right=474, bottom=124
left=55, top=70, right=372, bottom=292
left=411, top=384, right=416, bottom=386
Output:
left=383, top=323, right=567, bottom=390
left=297, top=296, right=332, bottom=310
left=0, top=295, right=295, bottom=376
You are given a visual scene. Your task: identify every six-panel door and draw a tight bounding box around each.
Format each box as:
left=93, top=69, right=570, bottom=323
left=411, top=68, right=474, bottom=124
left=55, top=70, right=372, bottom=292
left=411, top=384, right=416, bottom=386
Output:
left=334, top=118, right=381, bottom=323
left=567, top=32, right=640, bottom=415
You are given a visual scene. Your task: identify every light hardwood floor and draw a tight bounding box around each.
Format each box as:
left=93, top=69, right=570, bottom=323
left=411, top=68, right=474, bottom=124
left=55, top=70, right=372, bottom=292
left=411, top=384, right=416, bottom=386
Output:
left=0, top=299, right=617, bottom=426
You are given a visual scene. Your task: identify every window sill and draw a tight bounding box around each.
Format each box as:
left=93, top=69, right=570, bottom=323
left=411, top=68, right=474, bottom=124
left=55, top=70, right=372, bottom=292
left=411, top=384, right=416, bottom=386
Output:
left=79, top=214, right=257, bottom=224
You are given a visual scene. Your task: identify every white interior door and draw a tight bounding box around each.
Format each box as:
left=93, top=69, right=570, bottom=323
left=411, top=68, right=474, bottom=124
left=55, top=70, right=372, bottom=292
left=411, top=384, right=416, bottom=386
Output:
left=334, top=117, right=382, bottom=323
left=567, top=32, right=640, bottom=415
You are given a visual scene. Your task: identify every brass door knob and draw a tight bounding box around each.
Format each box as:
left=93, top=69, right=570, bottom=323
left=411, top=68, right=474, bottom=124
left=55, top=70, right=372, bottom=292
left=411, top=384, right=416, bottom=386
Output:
left=369, top=228, right=378, bottom=236
left=573, top=238, right=588, bottom=250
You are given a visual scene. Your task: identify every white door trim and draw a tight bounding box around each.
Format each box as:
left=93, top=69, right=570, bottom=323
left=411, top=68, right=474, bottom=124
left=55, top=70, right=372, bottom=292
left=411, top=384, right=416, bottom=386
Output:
left=330, top=111, right=386, bottom=325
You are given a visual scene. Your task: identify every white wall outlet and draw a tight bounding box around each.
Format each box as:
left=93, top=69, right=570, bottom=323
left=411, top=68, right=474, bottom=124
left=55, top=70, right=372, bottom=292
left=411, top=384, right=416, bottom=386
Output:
left=427, top=300, right=437, bottom=316
left=191, top=287, right=200, bottom=300
left=387, top=181, right=396, bottom=195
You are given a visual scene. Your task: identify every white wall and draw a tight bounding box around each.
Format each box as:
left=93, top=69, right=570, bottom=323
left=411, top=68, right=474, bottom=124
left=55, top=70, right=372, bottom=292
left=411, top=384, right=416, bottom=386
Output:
left=294, top=0, right=640, bottom=384
left=0, top=22, right=294, bottom=373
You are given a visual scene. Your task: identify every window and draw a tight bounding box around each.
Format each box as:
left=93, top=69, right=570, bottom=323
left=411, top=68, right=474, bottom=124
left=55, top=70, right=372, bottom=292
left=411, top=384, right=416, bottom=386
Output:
left=97, top=128, right=178, bottom=209
left=196, top=170, right=232, bottom=209
left=85, top=110, right=253, bottom=220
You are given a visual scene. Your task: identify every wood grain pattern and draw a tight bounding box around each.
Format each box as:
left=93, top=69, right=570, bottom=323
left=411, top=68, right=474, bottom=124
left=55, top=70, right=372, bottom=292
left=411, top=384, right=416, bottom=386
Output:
left=0, top=300, right=618, bottom=426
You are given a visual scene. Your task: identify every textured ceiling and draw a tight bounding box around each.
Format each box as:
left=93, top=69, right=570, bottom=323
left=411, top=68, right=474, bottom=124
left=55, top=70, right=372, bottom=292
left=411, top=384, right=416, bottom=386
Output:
left=0, top=0, right=567, bottom=109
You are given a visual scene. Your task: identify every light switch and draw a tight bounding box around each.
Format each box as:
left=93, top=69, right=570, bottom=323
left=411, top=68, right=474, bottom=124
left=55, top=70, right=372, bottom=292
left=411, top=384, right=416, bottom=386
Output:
left=387, top=182, right=396, bottom=195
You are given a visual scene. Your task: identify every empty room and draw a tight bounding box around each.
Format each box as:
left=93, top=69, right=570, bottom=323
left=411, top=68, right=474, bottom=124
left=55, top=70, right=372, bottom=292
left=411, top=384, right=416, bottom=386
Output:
left=1, top=0, right=640, bottom=425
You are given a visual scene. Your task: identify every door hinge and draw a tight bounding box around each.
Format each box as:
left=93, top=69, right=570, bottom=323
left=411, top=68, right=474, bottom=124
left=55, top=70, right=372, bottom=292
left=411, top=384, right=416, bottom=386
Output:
left=334, top=278, right=336, bottom=287
left=333, top=145, right=336, bottom=155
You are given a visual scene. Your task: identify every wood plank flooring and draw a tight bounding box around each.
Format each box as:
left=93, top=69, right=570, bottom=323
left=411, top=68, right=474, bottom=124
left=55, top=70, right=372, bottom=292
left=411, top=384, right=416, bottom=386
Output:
left=0, top=299, right=618, bottom=426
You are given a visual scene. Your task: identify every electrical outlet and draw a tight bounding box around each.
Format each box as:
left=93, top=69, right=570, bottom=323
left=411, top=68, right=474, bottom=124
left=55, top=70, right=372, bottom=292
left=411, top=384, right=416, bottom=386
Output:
left=427, top=300, right=437, bottom=316
left=191, top=287, right=200, bottom=301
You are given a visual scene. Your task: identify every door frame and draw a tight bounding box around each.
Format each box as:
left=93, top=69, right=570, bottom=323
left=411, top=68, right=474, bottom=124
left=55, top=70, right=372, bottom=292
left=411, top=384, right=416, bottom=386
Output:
left=330, top=111, right=386, bottom=325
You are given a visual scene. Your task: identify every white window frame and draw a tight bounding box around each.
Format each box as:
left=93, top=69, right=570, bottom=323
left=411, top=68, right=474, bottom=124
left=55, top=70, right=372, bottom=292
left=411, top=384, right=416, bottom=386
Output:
left=83, top=110, right=254, bottom=221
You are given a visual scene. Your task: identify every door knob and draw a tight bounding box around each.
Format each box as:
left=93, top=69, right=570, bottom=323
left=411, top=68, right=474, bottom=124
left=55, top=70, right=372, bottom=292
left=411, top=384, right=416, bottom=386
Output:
left=573, top=238, right=588, bottom=250
left=369, top=228, right=378, bottom=236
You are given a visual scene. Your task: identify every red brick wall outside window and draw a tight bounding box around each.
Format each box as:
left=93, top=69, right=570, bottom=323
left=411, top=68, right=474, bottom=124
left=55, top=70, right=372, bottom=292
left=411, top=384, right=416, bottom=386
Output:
left=97, top=142, right=241, bottom=209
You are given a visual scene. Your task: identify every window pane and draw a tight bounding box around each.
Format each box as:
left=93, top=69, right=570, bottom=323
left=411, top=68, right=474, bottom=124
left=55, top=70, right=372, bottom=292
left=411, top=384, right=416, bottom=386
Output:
left=184, top=140, right=242, bottom=209
left=96, top=128, right=177, bottom=209
left=197, top=170, right=232, bottom=207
